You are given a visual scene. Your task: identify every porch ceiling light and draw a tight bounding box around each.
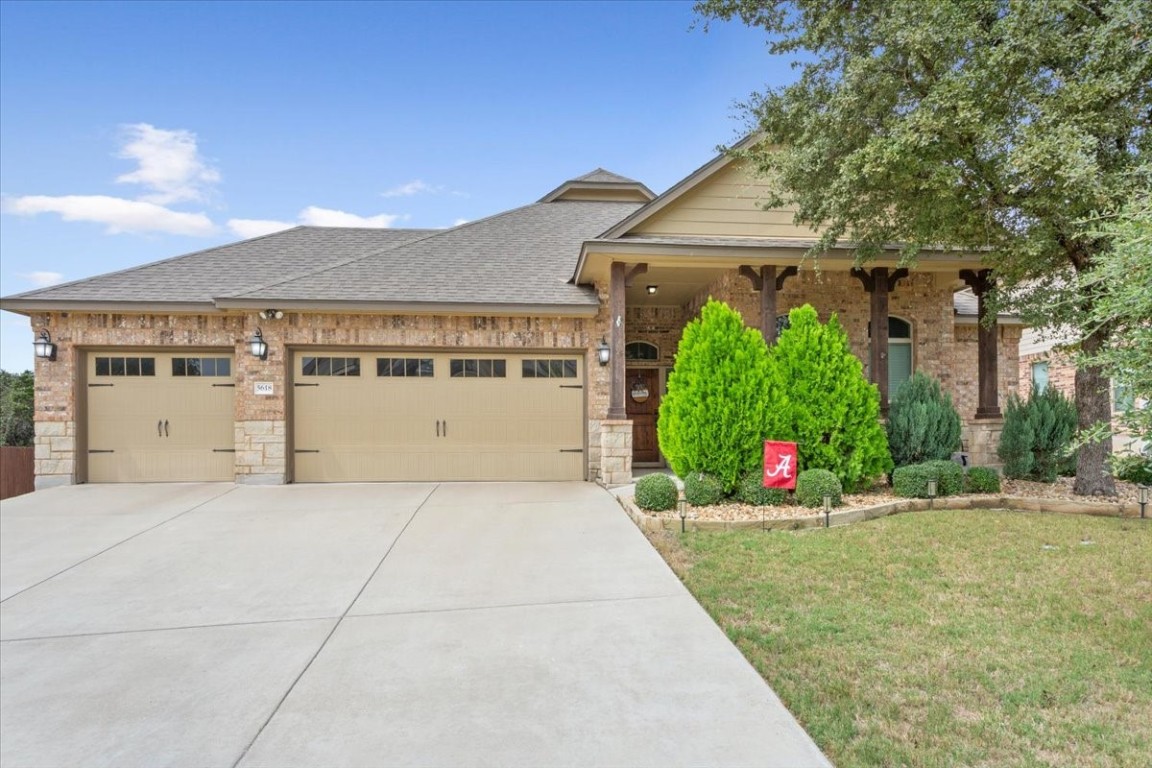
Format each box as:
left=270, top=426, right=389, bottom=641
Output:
left=596, top=338, right=611, bottom=366
left=33, top=329, right=56, bottom=361
left=248, top=328, right=268, bottom=361
left=646, top=284, right=658, bottom=295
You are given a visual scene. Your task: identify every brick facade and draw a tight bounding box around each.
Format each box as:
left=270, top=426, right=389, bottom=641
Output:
left=27, top=266, right=1023, bottom=487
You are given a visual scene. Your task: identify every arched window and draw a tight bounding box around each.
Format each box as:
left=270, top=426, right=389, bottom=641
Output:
left=868, top=317, right=914, bottom=397
left=624, top=341, right=659, bottom=361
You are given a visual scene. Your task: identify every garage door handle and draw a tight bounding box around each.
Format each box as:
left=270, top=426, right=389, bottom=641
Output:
left=158, top=420, right=163, bottom=437
left=560, top=448, right=584, bottom=453
left=88, top=383, right=114, bottom=388
left=559, top=384, right=583, bottom=389
left=88, top=449, right=114, bottom=454
left=436, top=420, right=441, bottom=437
left=443, top=420, right=447, bottom=437
left=164, top=420, right=169, bottom=437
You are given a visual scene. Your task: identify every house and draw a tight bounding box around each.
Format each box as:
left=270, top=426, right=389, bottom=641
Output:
left=1019, top=329, right=1146, bottom=456
left=1, top=144, right=1023, bottom=489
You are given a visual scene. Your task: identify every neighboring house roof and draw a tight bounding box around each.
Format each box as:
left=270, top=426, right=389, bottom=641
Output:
left=952, top=288, right=1022, bottom=325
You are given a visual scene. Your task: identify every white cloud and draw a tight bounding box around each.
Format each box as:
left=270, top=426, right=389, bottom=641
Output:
left=299, top=206, right=403, bottom=228
left=381, top=180, right=440, bottom=198
left=115, top=123, right=220, bottom=204
left=227, top=218, right=296, bottom=239
left=21, top=271, right=64, bottom=287
left=3, top=195, right=216, bottom=236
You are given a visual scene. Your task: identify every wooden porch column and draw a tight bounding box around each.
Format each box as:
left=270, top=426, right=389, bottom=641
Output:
left=607, top=261, right=627, bottom=420
left=851, top=266, right=909, bottom=412
left=739, top=265, right=799, bottom=343
left=960, top=269, right=1001, bottom=418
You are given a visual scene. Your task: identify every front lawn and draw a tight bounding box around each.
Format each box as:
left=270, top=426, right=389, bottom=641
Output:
left=650, top=511, right=1152, bottom=767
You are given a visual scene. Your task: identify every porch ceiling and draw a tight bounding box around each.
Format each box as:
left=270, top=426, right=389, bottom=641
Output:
left=624, top=266, right=728, bottom=306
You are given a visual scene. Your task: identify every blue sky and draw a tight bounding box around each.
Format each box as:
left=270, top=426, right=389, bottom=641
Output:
left=0, top=0, right=790, bottom=371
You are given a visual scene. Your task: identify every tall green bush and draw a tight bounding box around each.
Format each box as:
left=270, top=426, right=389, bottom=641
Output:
left=766, top=305, right=893, bottom=491
left=658, top=300, right=783, bottom=492
left=998, top=387, right=1078, bottom=481
left=886, top=371, right=961, bottom=467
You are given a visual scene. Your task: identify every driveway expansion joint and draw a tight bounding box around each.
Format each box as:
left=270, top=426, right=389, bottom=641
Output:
left=0, top=614, right=341, bottom=644
left=346, top=591, right=688, bottom=621
left=229, top=482, right=440, bottom=768
left=0, top=484, right=239, bottom=606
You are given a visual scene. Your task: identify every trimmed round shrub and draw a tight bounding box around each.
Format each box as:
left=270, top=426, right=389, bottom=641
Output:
left=795, top=468, right=843, bottom=508
left=892, top=460, right=964, bottom=498
left=965, top=466, right=1002, bottom=493
left=634, top=474, right=678, bottom=511
left=734, top=470, right=789, bottom=506
left=683, top=471, right=726, bottom=506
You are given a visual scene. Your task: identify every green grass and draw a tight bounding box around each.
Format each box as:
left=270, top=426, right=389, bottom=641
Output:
left=650, top=511, right=1152, bottom=768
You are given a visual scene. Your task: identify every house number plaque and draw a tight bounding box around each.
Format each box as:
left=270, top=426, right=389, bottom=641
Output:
left=254, top=382, right=274, bottom=396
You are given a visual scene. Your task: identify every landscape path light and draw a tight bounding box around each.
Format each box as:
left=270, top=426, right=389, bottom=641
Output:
left=927, top=478, right=938, bottom=510
left=678, top=490, right=688, bottom=533
left=1139, top=485, right=1148, bottom=520
left=823, top=495, right=832, bottom=528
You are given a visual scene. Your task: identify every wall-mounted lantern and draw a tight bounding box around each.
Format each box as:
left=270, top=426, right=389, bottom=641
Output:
left=33, top=330, right=56, bottom=361
left=596, top=339, right=611, bottom=366
left=247, top=328, right=268, bottom=360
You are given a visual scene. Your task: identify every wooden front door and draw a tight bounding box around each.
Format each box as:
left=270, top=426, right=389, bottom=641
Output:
left=626, top=368, right=661, bottom=464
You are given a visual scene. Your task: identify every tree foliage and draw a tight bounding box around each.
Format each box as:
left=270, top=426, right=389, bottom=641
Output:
left=0, top=370, right=35, bottom=447
left=696, top=0, right=1150, bottom=495
left=886, top=371, right=962, bottom=467
left=767, top=305, right=892, bottom=490
left=658, top=299, right=782, bottom=490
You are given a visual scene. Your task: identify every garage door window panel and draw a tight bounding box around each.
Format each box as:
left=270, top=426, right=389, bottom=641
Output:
left=172, top=357, right=231, bottom=377
left=377, top=358, right=434, bottom=377
left=95, top=356, right=156, bottom=377
left=302, top=356, right=360, bottom=376
left=521, top=359, right=578, bottom=379
left=450, top=359, right=506, bottom=378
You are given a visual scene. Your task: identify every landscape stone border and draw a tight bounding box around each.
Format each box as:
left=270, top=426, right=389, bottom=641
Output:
left=619, top=494, right=1147, bottom=533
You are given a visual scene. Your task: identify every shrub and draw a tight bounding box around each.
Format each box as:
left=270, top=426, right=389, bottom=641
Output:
left=1111, top=452, right=1152, bottom=485
left=886, top=371, right=962, bottom=467
left=734, top=469, right=789, bottom=506
left=795, top=468, right=843, bottom=508
left=658, top=300, right=783, bottom=492
left=634, top=474, right=678, bottom=511
left=965, top=466, right=1002, bottom=493
left=892, top=460, right=964, bottom=498
left=767, top=305, right=893, bottom=491
left=998, top=387, right=1078, bottom=482
left=683, top=471, right=726, bottom=506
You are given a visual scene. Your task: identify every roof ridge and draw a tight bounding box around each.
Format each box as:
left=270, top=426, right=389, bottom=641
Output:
left=221, top=204, right=543, bottom=300
left=3, top=225, right=314, bottom=301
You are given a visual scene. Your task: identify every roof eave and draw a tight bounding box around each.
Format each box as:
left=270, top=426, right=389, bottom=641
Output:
left=0, top=299, right=220, bottom=315
left=212, top=298, right=600, bottom=317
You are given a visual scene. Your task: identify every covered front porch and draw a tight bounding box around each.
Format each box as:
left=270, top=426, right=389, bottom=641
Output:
left=584, top=251, right=1020, bottom=486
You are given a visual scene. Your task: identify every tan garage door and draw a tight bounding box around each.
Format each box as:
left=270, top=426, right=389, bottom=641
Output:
left=292, top=351, right=584, bottom=482
left=86, top=351, right=235, bottom=482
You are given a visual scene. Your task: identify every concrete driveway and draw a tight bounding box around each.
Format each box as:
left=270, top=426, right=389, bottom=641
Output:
left=0, top=482, right=829, bottom=768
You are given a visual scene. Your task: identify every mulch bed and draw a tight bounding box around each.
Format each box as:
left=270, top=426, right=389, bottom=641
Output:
left=639, top=477, right=1145, bottom=522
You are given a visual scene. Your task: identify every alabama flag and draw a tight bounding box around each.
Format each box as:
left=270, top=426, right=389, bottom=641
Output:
left=763, top=441, right=798, bottom=490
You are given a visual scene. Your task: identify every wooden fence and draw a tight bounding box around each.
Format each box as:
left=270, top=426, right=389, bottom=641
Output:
left=0, top=446, right=34, bottom=500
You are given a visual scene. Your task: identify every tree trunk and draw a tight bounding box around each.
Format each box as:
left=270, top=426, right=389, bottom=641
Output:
left=1073, top=326, right=1116, bottom=496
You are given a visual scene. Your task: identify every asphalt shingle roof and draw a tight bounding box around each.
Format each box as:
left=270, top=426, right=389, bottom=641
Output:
left=3, top=227, right=437, bottom=305
left=573, top=168, right=646, bottom=185
left=232, top=200, right=643, bottom=307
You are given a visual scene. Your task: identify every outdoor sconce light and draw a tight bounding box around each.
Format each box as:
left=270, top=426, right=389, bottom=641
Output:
left=1139, top=485, right=1148, bottom=520
left=927, top=478, right=938, bottom=510
left=33, top=330, right=56, bottom=361
left=823, top=495, right=832, bottom=528
left=596, top=338, right=611, bottom=366
left=646, top=285, right=658, bottom=295
left=678, top=491, right=689, bottom=533
left=247, top=328, right=268, bottom=360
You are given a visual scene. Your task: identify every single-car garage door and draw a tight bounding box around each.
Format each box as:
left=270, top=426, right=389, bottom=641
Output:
left=85, top=351, right=236, bottom=482
left=292, top=351, right=585, bottom=482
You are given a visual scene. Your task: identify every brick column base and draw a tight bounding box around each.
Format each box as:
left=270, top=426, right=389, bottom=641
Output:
left=963, top=418, right=1004, bottom=469
left=598, top=419, right=633, bottom=487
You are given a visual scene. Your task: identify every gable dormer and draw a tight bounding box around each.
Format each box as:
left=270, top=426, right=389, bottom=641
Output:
left=539, top=169, right=656, bottom=203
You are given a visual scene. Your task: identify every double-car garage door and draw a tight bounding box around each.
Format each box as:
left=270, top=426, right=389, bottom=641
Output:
left=292, top=350, right=585, bottom=482
left=82, top=349, right=585, bottom=483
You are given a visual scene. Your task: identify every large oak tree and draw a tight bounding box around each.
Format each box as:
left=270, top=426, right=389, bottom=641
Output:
left=697, top=0, right=1150, bottom=495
